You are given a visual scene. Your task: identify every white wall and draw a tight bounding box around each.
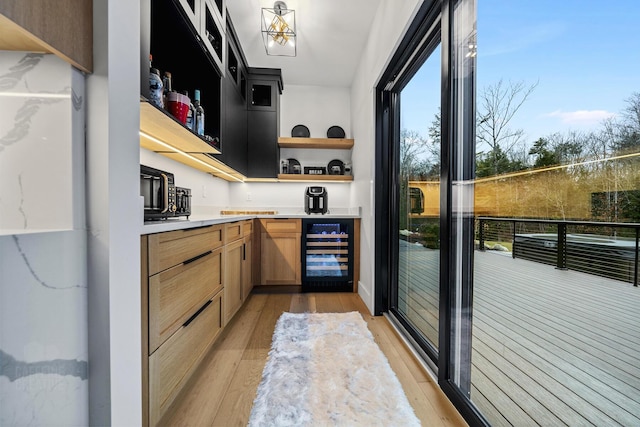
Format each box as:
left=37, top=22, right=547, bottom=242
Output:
left=229, top=181, right=351, bottom=212
left=350, top=0, right=423, bottom=313
left=86, top=0, right=142, bottom=425
left=281, top=85, right=351, bottom=138
left=140, top=148, right=231, bottom=209
left=234, top=84, right=354, bottom=212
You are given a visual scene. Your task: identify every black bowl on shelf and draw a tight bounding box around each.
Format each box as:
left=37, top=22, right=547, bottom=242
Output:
left=327, top=126, right=345, bottom=138
left=291, top=124, right=310, bottom=138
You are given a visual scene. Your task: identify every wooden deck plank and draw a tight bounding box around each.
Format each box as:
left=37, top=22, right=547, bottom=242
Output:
left=472, top=351, right=569, bottom=425
left=474, top=279, right=640, bottom=351
left=474, top=335, right=611, bottom=426
left=398, top=245, right=640, bottom=427
left=473, top=308, right=640, bottom=425
left=474, top=325, right=639, bottom=425
left=475, top=283, right=640, bottom=376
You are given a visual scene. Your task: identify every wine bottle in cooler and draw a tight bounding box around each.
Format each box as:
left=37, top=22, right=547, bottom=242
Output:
left=194, top=89, right=205, bottom=136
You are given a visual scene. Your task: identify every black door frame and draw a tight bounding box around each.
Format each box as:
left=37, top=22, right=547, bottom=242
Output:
left=374, top=1, right=488, bottom=425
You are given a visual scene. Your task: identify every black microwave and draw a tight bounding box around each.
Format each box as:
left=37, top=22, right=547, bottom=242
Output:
left=140, top=165, right=190, bottom=220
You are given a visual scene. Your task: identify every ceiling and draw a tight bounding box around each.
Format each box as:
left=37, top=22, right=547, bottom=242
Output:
left=225, top=0, right=382, bottom=87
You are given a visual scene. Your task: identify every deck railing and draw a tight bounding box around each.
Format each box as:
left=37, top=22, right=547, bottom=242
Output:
left=476, top=217, right=640, bottom=286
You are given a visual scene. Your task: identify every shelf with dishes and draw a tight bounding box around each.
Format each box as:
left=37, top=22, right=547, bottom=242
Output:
left=277, top=136, right=354, bottom=182
left=277, top=174, right=354, bottom=182
left=278, top=137, right=354, bottom=150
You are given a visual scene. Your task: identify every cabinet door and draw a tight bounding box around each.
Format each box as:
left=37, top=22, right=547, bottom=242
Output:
left=219, top=76, right=248, bottom=174
left=148, top=248, right=222, bottom=353
left=224, top=238, right=243, bottom=323
left=201, top=0, right=224, bottom=72
left=248, top=79, right=277, bottom=111
left=247, top=110, right=279, bottom=178
left=242, top=236, right=253, bottom=299
left=260, top=232, right=301, bottom=285
left=147, top=225, right=223, bottom=276
left=176, top=0, right=201, bottom=30
left=149, top=292, right=223, bottom=426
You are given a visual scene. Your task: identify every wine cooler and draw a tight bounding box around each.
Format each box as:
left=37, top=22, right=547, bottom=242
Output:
left=301, top=218, right=354, bottom=292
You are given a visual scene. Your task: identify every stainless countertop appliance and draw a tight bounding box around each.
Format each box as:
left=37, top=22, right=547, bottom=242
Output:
left=141, top=164, right=191, bottom=220
left=305, top=186, right=328, bottom=214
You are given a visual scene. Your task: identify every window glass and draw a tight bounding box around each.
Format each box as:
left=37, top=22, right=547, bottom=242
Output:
left=470, top=1, right=640, bottom=424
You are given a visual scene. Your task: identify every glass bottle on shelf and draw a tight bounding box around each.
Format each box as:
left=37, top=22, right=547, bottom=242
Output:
left=184, top=90, right=195, bottom=131
left=162, top=71, right=172, bottom=109
left=148, top=55, right=163, bottom=109
left=194, top=89, right=205, bottom=136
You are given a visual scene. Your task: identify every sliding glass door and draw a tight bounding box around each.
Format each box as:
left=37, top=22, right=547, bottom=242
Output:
left=396, top=43, right=442, bottom=356
left=376, top=0, right=481, bottom=424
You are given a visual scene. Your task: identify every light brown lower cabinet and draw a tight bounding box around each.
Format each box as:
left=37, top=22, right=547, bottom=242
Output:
left=223, top=238, right=243, bottom=324
left=242, top=234, right=253, bottom=299
left=148, top=249, right=223, bottom=353
left=142, top=220, right=258, bottom=426
left=148, top=292, right=223, bottom=426
left=259, top=218, right=301, bottom=285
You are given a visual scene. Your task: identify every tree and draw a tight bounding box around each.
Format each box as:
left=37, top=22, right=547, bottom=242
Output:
left=399, top=129, right=433, bottom=229
left=529, top=138, right=558, bottom=168
left=615, top=92, right=640, bottom=152
left=476, top=146, right=516, bottom=177
left=477, top=79, right=538, bottom=176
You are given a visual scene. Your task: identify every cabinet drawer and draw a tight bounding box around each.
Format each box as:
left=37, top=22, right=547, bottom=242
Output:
left=148, top=225, right=224, bottom=275
left=243, top=219, right=253, bottom=236
left=260, top=218, right=301, bottom=233
left=225, top=221, right=243, bottom=243
left=148, top=248, right=223, bottom=353
left=149, top=292, right=223, bottom=426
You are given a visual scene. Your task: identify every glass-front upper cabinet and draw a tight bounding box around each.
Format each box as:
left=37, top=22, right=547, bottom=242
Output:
left=202, top=0, right=225, bottom=71
left=177, top=0, right=200, bottom=30
left=172, top=0, right=225, bottom=74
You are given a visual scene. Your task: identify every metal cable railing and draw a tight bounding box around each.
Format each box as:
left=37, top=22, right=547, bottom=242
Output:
left=477, top=217, right=640, bottom=286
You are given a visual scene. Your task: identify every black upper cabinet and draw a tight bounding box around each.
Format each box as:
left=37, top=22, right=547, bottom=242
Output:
left=247, top=68, right=283, bottom=178
left=143, top=0, right=223, bottom=147
left=247, top=68, right=283, bottom=112
left=142, top=0, right=283, bottom=179
left=212, top=15, right=248, bottom=174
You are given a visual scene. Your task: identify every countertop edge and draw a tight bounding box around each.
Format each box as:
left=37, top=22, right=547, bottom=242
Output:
left=141, top=213, right=361, bottom=234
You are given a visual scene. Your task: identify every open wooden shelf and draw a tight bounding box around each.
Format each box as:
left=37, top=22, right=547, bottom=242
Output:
left=140, top=100, right=221, bottom=154
left=277, top=174, right=353, bottom=182
left=278, top=137, right=354, bottom=149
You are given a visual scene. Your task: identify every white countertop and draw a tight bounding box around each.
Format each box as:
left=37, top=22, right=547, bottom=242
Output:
left=141, top=207, right=361, bottom=234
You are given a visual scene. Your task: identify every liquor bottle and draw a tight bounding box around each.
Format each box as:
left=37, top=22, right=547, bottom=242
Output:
left=184, top=90, right=195, bottom=131
left=194, top=89, right=205, bottom=136
left=148, top=55, right=163, bottom=109
left=162, top=71, right=172, bottom=109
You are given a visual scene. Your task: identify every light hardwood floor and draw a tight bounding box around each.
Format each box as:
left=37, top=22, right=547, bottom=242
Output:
left=158, top=290, right=468, bottom=426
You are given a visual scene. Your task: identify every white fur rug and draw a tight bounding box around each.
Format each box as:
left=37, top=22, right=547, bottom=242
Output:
left=248, top=312, right=421, bottom=426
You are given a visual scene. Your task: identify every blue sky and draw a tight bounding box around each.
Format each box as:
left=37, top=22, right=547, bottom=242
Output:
left=401, top=0, right=640, bottom=148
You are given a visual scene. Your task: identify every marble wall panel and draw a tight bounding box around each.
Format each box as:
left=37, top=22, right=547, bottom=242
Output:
left=0, top=230, right=88, bottom=425
left=0, top=52, right=82, bottom=233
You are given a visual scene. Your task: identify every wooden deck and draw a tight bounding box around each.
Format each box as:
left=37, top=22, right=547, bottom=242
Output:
left=398, top=241, right=640, bottom=426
